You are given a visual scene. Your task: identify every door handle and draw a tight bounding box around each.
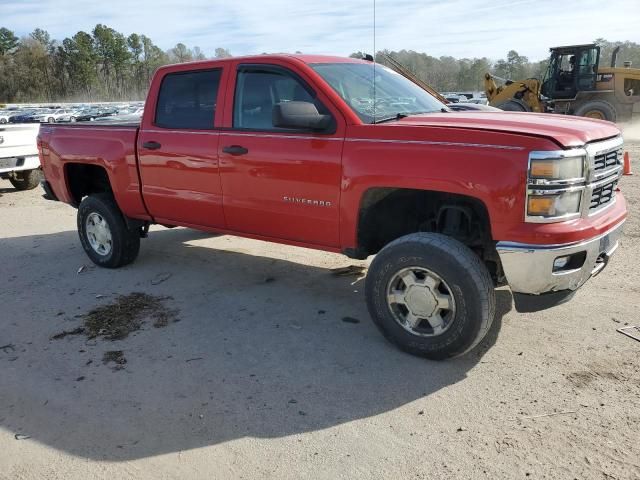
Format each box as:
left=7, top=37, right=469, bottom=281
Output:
left=222, top=145, right=249, bottom=156
left=143, top=141, right=162, bottom=150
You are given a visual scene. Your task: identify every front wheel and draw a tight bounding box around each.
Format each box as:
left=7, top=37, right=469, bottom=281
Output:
left=77, top=194, right=140, bottom=268
left=496, top=99, right=530, bottom=112
left=365, top=233, right=495, bottom=360
left=9, top=169, right=43, bottom=190
left=573, top=100, right=617, bottom=122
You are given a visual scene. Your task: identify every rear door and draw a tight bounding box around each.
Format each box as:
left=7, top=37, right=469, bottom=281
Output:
left=218, top=61, right=345, bottom=247
left=137, top=66, right=227, bottom=228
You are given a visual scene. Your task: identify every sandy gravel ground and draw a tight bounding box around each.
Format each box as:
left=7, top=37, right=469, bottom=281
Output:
left=0, top=140, right=638, bottom=480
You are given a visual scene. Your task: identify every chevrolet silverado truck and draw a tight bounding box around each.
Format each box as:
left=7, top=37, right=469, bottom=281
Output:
left=1, top=123, right=43, bottom=190
left=38, top=55, right=627, bottom=359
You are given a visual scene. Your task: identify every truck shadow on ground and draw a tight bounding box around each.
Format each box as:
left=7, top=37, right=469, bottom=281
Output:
left=0, top=227, right=510, bottom=461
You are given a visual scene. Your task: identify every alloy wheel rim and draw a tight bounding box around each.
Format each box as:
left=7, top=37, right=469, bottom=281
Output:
left=85, top=212, right=113, bottom=256
left=386, top=266, right=456, bottom=337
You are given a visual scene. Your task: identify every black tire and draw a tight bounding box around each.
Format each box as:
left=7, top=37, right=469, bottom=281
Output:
left=77, top=193, right=140, bottom=268
left=573, top=100, right=617, bottom=122
left=48, top=117, right=55, bottom=123
left=9, top=169, right=43, bottom=190
left=365, top=233, right=495, bottom=360
left=0, top=118, right=6, bottom=124
left=496, top=100, right=529, bottom=112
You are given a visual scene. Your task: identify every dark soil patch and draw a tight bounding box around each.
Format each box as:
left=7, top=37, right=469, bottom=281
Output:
left=103, top=350, right=127, bottom=370
left=83, top=292, right=177, bottom=340
left=51, top=327, right=85, bottom=340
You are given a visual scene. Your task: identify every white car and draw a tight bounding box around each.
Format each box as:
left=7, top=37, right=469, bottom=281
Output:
left=0, top=123, right=42, bottom=190
left=32, top=109, right=78, bottom=123
left=0, top=111, right=14, bottom=124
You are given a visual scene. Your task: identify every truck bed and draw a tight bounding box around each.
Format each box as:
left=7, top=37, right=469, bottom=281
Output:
left=38, top=121, right=148, bottom=219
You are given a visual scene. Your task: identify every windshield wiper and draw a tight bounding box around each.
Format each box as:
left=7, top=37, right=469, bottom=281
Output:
left=373, top=112, right=408, bottom=124
left=373, top=109, right=449, bottom=124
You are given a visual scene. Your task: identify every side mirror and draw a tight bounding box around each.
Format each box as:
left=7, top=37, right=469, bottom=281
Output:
left=272, top=101, right=332, bottom=131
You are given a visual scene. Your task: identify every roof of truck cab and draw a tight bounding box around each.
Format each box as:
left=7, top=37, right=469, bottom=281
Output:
left=158, top=54, right=368, bottom=71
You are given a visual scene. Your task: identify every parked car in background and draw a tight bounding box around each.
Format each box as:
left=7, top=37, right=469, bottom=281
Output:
left=0, top=110, right=16, bottom=124
left=76, top=107, right=118, bottom=122
left=0, top=123, right=42, bottom=190
left=8, top=110, right=41, bottom=123
left=463, top=98, right=490, bottom=105
left=32, top=109, right=79, bottom=123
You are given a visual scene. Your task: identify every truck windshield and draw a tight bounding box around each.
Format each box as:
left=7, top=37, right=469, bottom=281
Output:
left=310, top=62, right=447, bottom=124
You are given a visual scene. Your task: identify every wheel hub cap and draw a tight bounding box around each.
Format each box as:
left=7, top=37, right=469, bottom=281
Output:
left=85, top=212, right=112, bottom=256
left=405, top=285, right=437, bottom=317
left=386, top=267, right=456, bottom=337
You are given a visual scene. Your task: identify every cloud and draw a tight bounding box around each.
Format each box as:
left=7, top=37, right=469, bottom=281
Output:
left=3, top=0, right=639, bottom=60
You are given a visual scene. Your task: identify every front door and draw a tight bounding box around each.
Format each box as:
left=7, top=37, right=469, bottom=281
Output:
left=137, top=67, right=226, bottom=228
left=219, top=63, right=344, bottom=247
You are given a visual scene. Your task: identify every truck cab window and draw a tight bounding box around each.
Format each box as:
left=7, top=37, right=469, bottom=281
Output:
left=155, top=69, right=221, bottom=129
left=233, top=68, right=319, bottom=130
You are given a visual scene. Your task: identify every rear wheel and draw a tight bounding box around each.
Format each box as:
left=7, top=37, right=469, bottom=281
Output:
left=77, top=193, right=140, bottom=268
left=365, top=233, right=495, bottom=360
left=9, top=169, right=43, bottom=190
left=48, top=117, right=55, bottom=123
left=573, top=101, right=617, bottom=122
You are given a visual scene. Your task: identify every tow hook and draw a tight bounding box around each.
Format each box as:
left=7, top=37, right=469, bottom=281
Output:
left=592, top=253, right=609, bottom=277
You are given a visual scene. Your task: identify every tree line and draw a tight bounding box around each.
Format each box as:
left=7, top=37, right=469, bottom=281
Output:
left=1, top=25, right=639, bottom=103
left=0, top=25, right=231, bottom=103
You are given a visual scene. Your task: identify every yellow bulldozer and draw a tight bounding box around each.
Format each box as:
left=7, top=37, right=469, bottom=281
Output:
left=485, top=44, right=640, bottom=122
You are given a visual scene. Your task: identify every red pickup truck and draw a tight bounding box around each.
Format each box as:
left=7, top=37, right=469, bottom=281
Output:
left=38, top=54, right=627, bottom=360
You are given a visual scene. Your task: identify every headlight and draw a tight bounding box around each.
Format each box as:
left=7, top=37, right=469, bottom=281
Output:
left=529, top=155, right=585, bottom=182
left=526, top=149, right=587, bottom=223
left=527, top=190, right=582, bottom=218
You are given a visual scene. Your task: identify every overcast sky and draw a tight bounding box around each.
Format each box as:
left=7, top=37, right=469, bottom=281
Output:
left=3, top=0, right=639, bottom=61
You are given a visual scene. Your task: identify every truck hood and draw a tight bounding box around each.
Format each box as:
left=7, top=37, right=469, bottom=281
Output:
left=392, top=111, right=620, bottom=148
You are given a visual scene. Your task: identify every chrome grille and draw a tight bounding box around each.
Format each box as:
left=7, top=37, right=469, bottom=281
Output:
left=593, top=147, right=622, bottom=172
left=590, top=180, right=617, bottom=211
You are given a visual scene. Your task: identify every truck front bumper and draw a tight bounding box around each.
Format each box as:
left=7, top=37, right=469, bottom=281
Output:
left=496, top=220, right=625, bottom=311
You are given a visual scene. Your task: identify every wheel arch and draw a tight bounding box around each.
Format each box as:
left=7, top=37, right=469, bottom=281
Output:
left=64, top=163, right=114, bottom=207
left=353, top=186, right=494, bottom=254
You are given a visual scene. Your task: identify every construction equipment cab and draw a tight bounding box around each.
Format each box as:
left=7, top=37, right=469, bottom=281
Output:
left=543, top=45, right=599, bottom=100
left=486, top=43, right=640, bottom=122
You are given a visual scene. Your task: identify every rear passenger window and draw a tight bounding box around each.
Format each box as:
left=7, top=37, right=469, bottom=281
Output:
left=155, top=69, right=221, bottom=129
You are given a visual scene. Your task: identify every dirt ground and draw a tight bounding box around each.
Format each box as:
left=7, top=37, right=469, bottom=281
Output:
left=0, top=140, right=639, bottom=480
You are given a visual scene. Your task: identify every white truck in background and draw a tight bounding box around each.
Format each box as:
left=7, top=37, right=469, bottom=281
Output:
left=0, top=124, right=42, bottom=190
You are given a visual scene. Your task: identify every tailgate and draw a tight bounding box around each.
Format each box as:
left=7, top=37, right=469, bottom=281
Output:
left=0, top=124, right=39, bottom=159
